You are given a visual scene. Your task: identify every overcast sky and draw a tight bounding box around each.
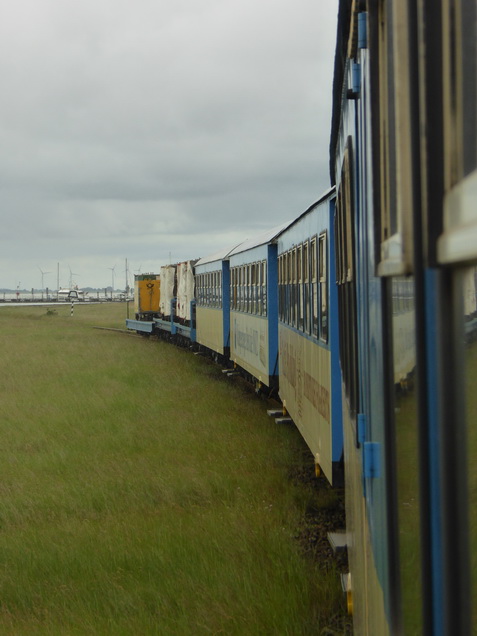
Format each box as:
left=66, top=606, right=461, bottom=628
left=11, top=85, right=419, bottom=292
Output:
left=1, top=0, right=338, bottom=291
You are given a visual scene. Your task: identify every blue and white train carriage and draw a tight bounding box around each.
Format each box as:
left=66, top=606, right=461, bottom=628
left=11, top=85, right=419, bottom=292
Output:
left=194, top=246, right=237, bottom=362
left=276, top=190, right=343, bottom=485
left=228, top=223, right=289, bottom=391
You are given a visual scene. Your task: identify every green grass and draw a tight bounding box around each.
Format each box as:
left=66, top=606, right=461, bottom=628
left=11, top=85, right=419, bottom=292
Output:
left=0, top=303, right=344, bottom=635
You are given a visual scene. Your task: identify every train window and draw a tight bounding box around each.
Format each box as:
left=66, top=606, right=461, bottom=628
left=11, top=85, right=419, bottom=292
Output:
left=211, top=272, right=214, bottom=307
left=233, top=268, right=238, bottom=311
left=247, top=265, right=253, bottom=314
left=256, top=262, right=260, bottom=317
left=218, top=270, right=222, bottom=308
left=239, top=269, right=242, bottom=312
left=256, top=262, right=260, bottom=315
left=238, top=266, right=242, bottom=312
left=248, top=264, right=252, bottom=314
left=319, top=233, right=328, bottom=343
left=289, top=250, right=293, bottom=325
left=253, top=265, right=255, bottom=314
left=282, top=254, right=287, bottom=322
left=257, top=262, right=261, bottom=316
left=210, top=272, right=214, bottom=307
left=285, top=253, right=288, bottom=324
left=335, top=141, right=359, bottom=419
left=213, top=271, right=216, bottom=307
left=391, top=275, right=423, bottom=634
left=249, top=264, right=253, bottom=314
left=303, top=241, right=310, bottom=335
left=250, top=263, right=255, bottom=315
left=375, top=1, right=414, bottom=276
left=262, top=260, right=267, bottom=317
left=292, top=248, right=297, bottom=327
left=298, top=245, right=303, bottom=331
left=311, top=237, right=318, bottom=338
left=232, top=267, right=238, bottom=311
left=236, top=267, right=239, bottom=311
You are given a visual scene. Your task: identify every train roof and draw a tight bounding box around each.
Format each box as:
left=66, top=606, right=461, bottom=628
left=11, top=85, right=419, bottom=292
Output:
left=274, top=187, right=336, bottom=236
left=195, top=242, right=245, bottom=266
left=196, top=188, right=336, bottom=266
left=227, top=220, right=293, bottom=257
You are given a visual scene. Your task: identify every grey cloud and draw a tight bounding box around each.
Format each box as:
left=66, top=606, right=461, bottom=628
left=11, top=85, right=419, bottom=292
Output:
left=0, top=0, right=338, bottom=289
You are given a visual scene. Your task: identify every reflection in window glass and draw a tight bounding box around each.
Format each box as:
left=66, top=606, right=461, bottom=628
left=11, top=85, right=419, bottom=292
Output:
left=392, top=276, right=423, bottom=634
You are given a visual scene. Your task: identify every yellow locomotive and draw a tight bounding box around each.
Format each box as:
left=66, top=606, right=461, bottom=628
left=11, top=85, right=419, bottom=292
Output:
left=134, top=274, right=160, bottom=318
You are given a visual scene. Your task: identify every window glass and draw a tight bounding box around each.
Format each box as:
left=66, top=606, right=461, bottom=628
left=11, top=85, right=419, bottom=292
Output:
left=298, top=245, right=304, bottom=331
left=311, top=237, right=318, bottom=338
left=247, top=265, right=253, bottom=314
left=319, top=233, right=328, bottom=342
left=258, top=261, right=262, bottom=316
left=288, top=251, right=292, bottom=325
left=262, top=261, right=267, bottom=317
left=239, top=267, right=243, bottom=312
left=376, top=1, right=414, bottom=275
left=304, top=241, right=310, bottom=334
left=335, top=143, right=359, bottom=417
left=292, top=248, right=297, bottom=327
left=391, top=276, right=422, bottom=634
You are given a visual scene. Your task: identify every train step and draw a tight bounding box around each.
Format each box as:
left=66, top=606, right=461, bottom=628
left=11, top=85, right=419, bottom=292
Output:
left=267, top=409, right=292, bottom=424
left=327, top=531, right=348, bottom=554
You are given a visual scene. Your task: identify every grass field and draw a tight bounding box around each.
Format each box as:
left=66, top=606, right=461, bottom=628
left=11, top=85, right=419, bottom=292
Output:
left=0, top=303, right=345, bottom=635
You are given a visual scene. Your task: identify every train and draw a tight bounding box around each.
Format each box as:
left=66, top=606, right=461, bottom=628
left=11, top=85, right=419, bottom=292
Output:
left=126, top=1, right=476, bottom=634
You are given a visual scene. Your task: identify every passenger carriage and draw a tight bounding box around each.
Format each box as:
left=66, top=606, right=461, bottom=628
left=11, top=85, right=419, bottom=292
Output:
left=195, top=246, right=239, bottom=361
left=227, top=224, right=288, bottom=391
left=331, top=1, right=476, bottom=634
left=276, top=190, right=343, bottom=486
